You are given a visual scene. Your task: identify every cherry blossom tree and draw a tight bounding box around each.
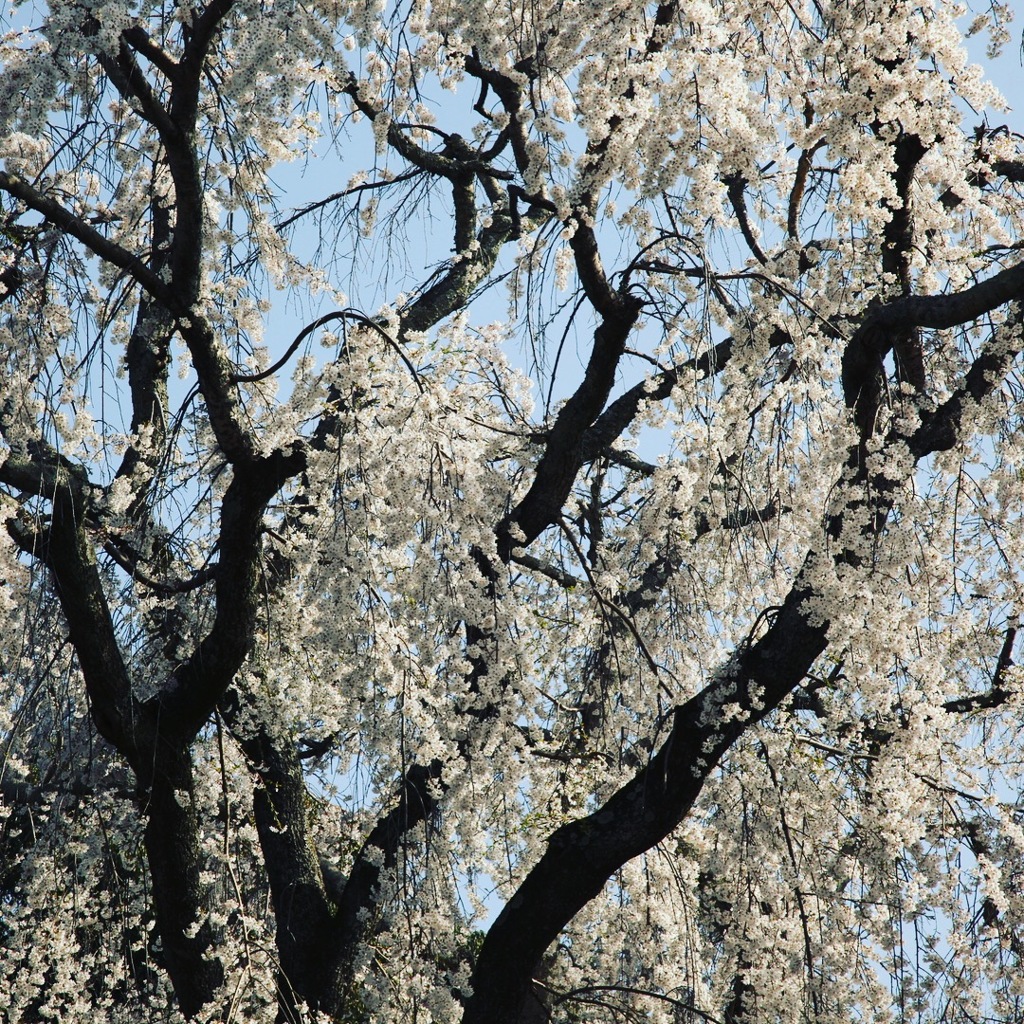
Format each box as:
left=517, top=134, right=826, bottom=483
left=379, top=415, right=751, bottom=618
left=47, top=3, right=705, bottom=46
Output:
left=2, top=0, right=1024, bottom=1021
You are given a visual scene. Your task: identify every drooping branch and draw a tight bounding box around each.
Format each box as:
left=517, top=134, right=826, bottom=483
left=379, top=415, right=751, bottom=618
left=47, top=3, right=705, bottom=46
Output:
left=232, top=311, right=351, bottom=383
left=275, top=168, right=425, bottom=230
left=102, top=536, right=217, bottom=596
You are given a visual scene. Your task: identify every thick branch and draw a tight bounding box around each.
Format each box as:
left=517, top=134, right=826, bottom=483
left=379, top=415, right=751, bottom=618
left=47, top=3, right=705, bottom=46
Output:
left=30, top=486, right=142, bottom=753
left=857, top=258, right=1024, bottom=337
left=462, top=562, right=829, bottom=1024
left=399, top=199, right=524, bottom=335
left=177, top=0, right=236, bottom=121
left=143, top=749, right=226, bottom=1018
left=908, top=321, right=1022, bottom=457
left=841, top=129, right=927, bottom=457
left=121, top=25, right=180, bottom=81
left=176, top=314, right=259, bottom=463
left=97, top=43, right=180, bottom=142
left=462, top=53, right=535, bottom=179
left=842, top=260, right=1024, bottom=426
left=499, top=230, right=642, bottom=557
left=725, top=174, right=768, bottom=265
left=883, top=131, right=927, bottom=393
left=0, top=170, right=177, bottom=308
left=1, top=450, right=226, bottom=1019
left=116, top=196, right=174, bottom=487
left=218, top=685, right=339, bottom=1015
left=154, top=448, right=305, bottom=741
left=162, top=2, right=236, bottom=302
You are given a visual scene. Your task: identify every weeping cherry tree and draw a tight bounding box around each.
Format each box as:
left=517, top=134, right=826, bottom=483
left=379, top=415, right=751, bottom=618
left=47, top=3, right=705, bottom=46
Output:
left=2, top=0, right=1024, bottom=1021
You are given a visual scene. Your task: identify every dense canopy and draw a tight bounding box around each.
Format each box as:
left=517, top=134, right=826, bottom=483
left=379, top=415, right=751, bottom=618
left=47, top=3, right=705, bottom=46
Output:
left=1, top=1, right=1024, bottom=1022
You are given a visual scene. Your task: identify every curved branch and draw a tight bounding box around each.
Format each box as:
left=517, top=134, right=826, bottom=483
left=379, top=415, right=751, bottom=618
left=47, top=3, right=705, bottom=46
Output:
left=102, top=537, right=217, bottom=596
left=552, top=984, right=721, bottom=1023
left=232, top=311, right=351, bottom=383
